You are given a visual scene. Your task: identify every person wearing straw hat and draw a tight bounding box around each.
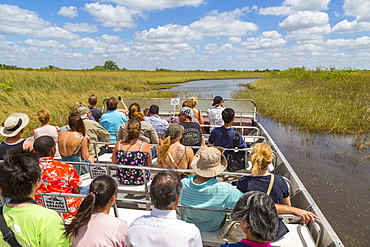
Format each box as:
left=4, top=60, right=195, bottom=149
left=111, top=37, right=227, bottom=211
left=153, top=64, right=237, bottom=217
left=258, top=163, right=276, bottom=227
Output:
left=0, top=113, right=34, bottom=160
left=180, top=145, right=243, bottom=232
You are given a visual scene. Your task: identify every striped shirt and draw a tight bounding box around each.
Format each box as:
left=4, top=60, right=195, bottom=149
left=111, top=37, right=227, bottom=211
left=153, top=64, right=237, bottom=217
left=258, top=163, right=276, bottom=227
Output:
left=180, top=175, right=243, bottom=231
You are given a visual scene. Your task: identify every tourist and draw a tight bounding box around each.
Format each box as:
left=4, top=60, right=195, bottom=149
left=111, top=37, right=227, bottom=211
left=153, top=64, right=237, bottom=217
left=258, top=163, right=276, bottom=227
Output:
left=0, top=113, right=34, bottom=160
left=178, top=107, right=205, bottom=148
left=74, top=101, right=95, bottom=121
left=220, top=191, right=279, bottom=247
left=112, top=119, right=152, bottom=185
left=172, top=101, right=199, bottom=124
left=144, top=104, right=169, bottom=134
left=0, top=149, right=69, bottom=246
left=65, top=175, right=128, bottom=247
left=126, top=170, right=202, bottom=247
left=88, top=95, right=102, bottom=122
left=32, top=109, right=60, bottom=144
left=100, top=97, right=128, bottom=143
left=207, top=96, right=225, bottom=130
left=189, top=97, right=204, bottom=124
left=33, top=136, right=82, bottom=220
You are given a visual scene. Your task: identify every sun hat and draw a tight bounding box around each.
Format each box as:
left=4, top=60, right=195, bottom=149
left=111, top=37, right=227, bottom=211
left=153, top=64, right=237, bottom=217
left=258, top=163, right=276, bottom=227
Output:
left=77, top=106, right=90, bottom=115
left=163, top=123, right=184, bottom=139
left=191, top=145, right=227, bottom=177
left=0, top=113, right=29, bottom=137
left=212, top=96, right=223, bottom=106
left=179, top=107, right=194, bottom=118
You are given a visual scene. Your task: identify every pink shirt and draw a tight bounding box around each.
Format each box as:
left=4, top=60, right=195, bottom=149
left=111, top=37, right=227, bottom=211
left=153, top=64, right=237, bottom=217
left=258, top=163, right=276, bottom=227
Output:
left=72, top=213, right=128, bottom=247
left=241, top=238, right=271, bottom=247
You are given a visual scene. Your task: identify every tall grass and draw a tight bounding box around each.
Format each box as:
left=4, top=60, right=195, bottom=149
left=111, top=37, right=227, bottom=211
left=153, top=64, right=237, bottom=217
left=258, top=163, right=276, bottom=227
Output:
left=0, top=70, right=266, bottom=139
left=233, top=67, right=370, bottom=134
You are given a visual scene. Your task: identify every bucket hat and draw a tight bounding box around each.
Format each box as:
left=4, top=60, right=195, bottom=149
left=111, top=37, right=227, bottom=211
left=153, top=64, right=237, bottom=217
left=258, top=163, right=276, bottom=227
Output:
left=191, top=145, right=227, bottom=177
left=77, top=106, right=90, bottom=115
left=0, top=113, right=29, bottom=137
left=179, top=107, right=194, bottom=118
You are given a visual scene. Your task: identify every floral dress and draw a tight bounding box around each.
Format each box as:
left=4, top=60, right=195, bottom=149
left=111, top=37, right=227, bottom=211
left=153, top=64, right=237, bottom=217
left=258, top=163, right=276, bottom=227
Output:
left=115, top=141, right=151, bottom=185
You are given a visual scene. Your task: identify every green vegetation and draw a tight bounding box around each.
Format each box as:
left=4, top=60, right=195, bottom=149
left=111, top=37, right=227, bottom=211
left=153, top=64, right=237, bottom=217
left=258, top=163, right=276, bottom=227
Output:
left=233, top=67, right=370, bottom=134
left=0, top=70, right=266, bottom=139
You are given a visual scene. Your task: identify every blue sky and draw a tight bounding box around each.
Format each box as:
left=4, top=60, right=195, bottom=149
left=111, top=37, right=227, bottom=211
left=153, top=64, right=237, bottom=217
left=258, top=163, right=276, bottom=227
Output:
left=1, top=0, right=369, bottom=70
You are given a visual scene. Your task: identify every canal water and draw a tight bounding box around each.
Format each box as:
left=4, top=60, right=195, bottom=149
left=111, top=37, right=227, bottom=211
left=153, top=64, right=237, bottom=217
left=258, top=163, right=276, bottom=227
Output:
left=166, top=79, right=370, bottom=247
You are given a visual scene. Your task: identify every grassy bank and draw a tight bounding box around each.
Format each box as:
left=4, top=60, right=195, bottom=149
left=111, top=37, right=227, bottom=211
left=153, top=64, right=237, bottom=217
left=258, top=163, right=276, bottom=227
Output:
left=233, top=67, right=370, bottom=134
left=0, top=70, right=267, bottom=139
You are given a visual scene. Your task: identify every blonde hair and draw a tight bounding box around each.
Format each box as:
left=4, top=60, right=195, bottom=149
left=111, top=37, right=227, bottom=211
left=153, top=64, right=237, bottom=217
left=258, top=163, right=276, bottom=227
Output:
left=189, top=97, right=198, bottom=108
left=251, top=143, right=273, bottom=176
left=159, top=137, right=171, bottom=161
left=37, top=110, right=50, bottom=125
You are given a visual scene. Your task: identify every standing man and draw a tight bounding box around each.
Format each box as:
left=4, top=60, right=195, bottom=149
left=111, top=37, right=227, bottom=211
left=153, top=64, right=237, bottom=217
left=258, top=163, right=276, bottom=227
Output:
left=207, top=96, right=225, bottom=131
left=144, top=104, right=169, bottom=134
left=0, top=113, right=34, bottom=160
left=100, top=97, right=128, bottom=143
left=0, top=149, right=70, bottom=246
left=178, top=107, right=205, bottom=148
left=88, top=95, right=102, bottom=122
left=126, top=170, right=202, bottom=247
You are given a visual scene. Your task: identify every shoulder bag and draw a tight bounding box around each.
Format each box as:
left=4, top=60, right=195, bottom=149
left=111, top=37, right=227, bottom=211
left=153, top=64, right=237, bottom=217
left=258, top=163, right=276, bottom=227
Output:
left=0, top=206, right=22, bottom=247
left=226, top=131, right=246, bottom=172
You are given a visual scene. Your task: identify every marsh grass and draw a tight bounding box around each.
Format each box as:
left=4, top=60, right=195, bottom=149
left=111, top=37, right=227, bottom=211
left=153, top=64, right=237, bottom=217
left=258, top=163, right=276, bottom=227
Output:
left=233, top=67, right=370, bottom=135
left=0, top=70, right=264, bottom=139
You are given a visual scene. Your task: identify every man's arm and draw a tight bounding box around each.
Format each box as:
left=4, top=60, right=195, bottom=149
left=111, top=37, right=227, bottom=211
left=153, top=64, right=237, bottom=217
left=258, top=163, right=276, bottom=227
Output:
left=275, top=204, right=318, bottom=224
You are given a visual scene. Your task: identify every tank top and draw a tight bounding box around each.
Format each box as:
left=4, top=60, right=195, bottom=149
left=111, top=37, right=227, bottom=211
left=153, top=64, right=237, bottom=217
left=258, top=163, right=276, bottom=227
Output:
left=0, top=139, right=26, bottom=160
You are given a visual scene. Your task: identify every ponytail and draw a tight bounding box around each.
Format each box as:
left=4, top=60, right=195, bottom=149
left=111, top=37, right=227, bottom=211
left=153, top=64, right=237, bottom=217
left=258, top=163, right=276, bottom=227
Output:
left=159, top=136, right=171, bottom=161
left=250, top=144, right=273, bottom=176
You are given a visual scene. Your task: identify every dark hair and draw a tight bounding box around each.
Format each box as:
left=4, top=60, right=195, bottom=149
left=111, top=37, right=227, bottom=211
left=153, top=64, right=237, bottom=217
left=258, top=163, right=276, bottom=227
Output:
left=149, top=105, right=159, bottom=114
left=106, top=97, right=118, bottom=111
left=65, top=175, right=118, bottom=238
left=125, top=119, right=141, bottom=141
left=150, top=170, right=182, bottom=209
left=68, top=112, right=86, bottom=135
left=0, top=149, right=41, bottom=200
left=128, top=103, right=144, bottom=121
left=88, top=95, right=98, bottom=106
left=231, top=191, right=278, bottom=242
left=33, top=136, right=55, bottom=157
left=222, top=108, right=235, bottom=124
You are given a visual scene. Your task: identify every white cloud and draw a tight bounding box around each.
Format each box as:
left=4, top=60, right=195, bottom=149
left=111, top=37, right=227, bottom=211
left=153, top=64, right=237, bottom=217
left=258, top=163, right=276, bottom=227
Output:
left=242, top=31, right=287, bottom=49
left=0, top=4, right=51, bottom=36
left=107, top=0, right=204, bottom=11
left=69, top=37, right=103, bottom=48
left=63, top=23, right=98, bottom=33
left=0, top=40, right=17, bottom=51
left=285, top=25, right=331, bottom=40
left=332, top=0, right=370, bottom=33
left=24, top=39, right=60, bottom=47
left=259, top=0, right=330, bottom=16
left=0, top=35, right=5, bottom=40
left=189, top=8, right=258, bottom=36
left=325, top=36, right=370, bottom=51
left=279, top=11, right=329, bottom=31
left=58, top=6, right=78, bottom=18
left=332, top=19, right=370, bottom=33
left=33, top=27, right=80, bottom=40
left=98, top=34, right=121, bottom=43
left=135, top=24, right=202, bottom=43
left=84, top=3, right=144, bottom=31
left=134, top=43, right=195, bottom=55
left=228, top=37, right=242, bottom=44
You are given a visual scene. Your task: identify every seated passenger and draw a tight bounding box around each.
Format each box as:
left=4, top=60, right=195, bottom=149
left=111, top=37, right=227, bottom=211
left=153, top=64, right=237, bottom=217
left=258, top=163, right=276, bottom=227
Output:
left=126, top=170, right=202, bottom=247
left=65, top=175, right=128, bottom=246
left=58, top=112, right=94, bottom=175
left=207, top=96, right=225, bottom=130
left=33, top=109, right=60, bottom=155
left=33, top=136, right=82, bottom=220
left=208, top=108, right=248, bottom=157
left=157, top=124, right=194, bottom=170
left=144, top=104, right=169, bottom=134
left=189, top=97, right=204, bottom=124
left=181, top=145, right=318, bottom=232
left=220, top=191, right=278, bottom=247
left=88, top=95, right=102, bottom=122
left=0, top=113, right=34, bottom=160
left=178, top=107, right=205, bottom=148
left=112, top=119, right=152, bottom=185
left=237, top=143, right=290, bottom=205
left=172, top=101, right=199, bottom=124
left=0, top=149, right=69, bottom=246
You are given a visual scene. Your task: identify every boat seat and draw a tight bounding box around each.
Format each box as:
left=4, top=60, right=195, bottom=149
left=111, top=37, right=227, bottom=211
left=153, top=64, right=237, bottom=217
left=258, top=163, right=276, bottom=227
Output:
left=109, top=207, right=151, bottom=226
left=112, top=177, right=151, bottom=194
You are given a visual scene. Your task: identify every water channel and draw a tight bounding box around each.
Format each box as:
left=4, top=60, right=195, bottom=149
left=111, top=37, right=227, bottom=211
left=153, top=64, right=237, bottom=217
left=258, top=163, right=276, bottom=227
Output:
left=165, top=78, right=370, bottom=247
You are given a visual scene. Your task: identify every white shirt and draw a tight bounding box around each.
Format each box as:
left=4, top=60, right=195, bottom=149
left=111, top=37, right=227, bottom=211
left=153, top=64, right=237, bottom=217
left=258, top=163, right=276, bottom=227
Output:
left=207, top=107, right=225, bottom=129
left=126, top=208, right=202, bottom=247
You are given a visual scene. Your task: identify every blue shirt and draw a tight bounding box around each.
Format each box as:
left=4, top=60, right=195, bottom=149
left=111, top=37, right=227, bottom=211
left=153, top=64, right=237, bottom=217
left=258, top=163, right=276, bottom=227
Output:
left=144, top=115, right=169, bottom=134
left=180, top=175, right=243, bottom=232
left=100, top=110, right=128, bottom=143
left=208, top=126, right=248, bottom=156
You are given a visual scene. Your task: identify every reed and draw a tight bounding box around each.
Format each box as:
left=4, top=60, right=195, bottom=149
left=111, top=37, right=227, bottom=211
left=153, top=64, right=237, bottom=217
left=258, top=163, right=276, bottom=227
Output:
left=0, top=70, right=266, bottom=139
left=233, top=67, right=370, bottom=134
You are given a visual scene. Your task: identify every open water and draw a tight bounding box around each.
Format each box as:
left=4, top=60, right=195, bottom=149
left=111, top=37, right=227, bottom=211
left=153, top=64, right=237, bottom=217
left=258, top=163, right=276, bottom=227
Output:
left=166, top=79, right=370, bottom=247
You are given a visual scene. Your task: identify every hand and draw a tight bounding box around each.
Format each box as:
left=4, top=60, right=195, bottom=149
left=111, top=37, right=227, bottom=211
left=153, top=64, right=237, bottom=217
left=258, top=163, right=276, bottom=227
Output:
left=293, top=208, right=319, bottom=224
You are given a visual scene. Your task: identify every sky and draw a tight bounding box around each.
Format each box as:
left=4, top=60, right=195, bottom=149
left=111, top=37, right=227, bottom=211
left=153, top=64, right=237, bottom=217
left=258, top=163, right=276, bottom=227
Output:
left=0, top=0, right=369, bottom=70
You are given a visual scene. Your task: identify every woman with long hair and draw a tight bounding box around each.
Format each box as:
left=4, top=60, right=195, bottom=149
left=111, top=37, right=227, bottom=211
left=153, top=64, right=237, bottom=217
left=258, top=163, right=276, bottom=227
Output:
left=113, top=119, right=152, bottom=185
left=237, top=143, right=290, bottom=205
left=65, top=175, right=128, bottom=246
left=58, top=112, right=94, bottom=175
left=189, top=97, right=204, bottom=124
left=157, top=124, right=194, bottom=170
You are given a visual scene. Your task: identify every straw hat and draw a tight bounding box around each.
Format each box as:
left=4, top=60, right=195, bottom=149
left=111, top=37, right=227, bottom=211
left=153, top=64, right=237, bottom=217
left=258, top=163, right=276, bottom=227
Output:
left=191, top=145, right=227, bottom=177
left=0, top=113, right=29, bottom=137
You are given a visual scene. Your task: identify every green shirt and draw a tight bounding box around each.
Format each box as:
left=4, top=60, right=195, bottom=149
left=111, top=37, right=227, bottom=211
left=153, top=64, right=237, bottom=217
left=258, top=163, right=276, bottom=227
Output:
left=0, top=204, right=70, bottom=247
